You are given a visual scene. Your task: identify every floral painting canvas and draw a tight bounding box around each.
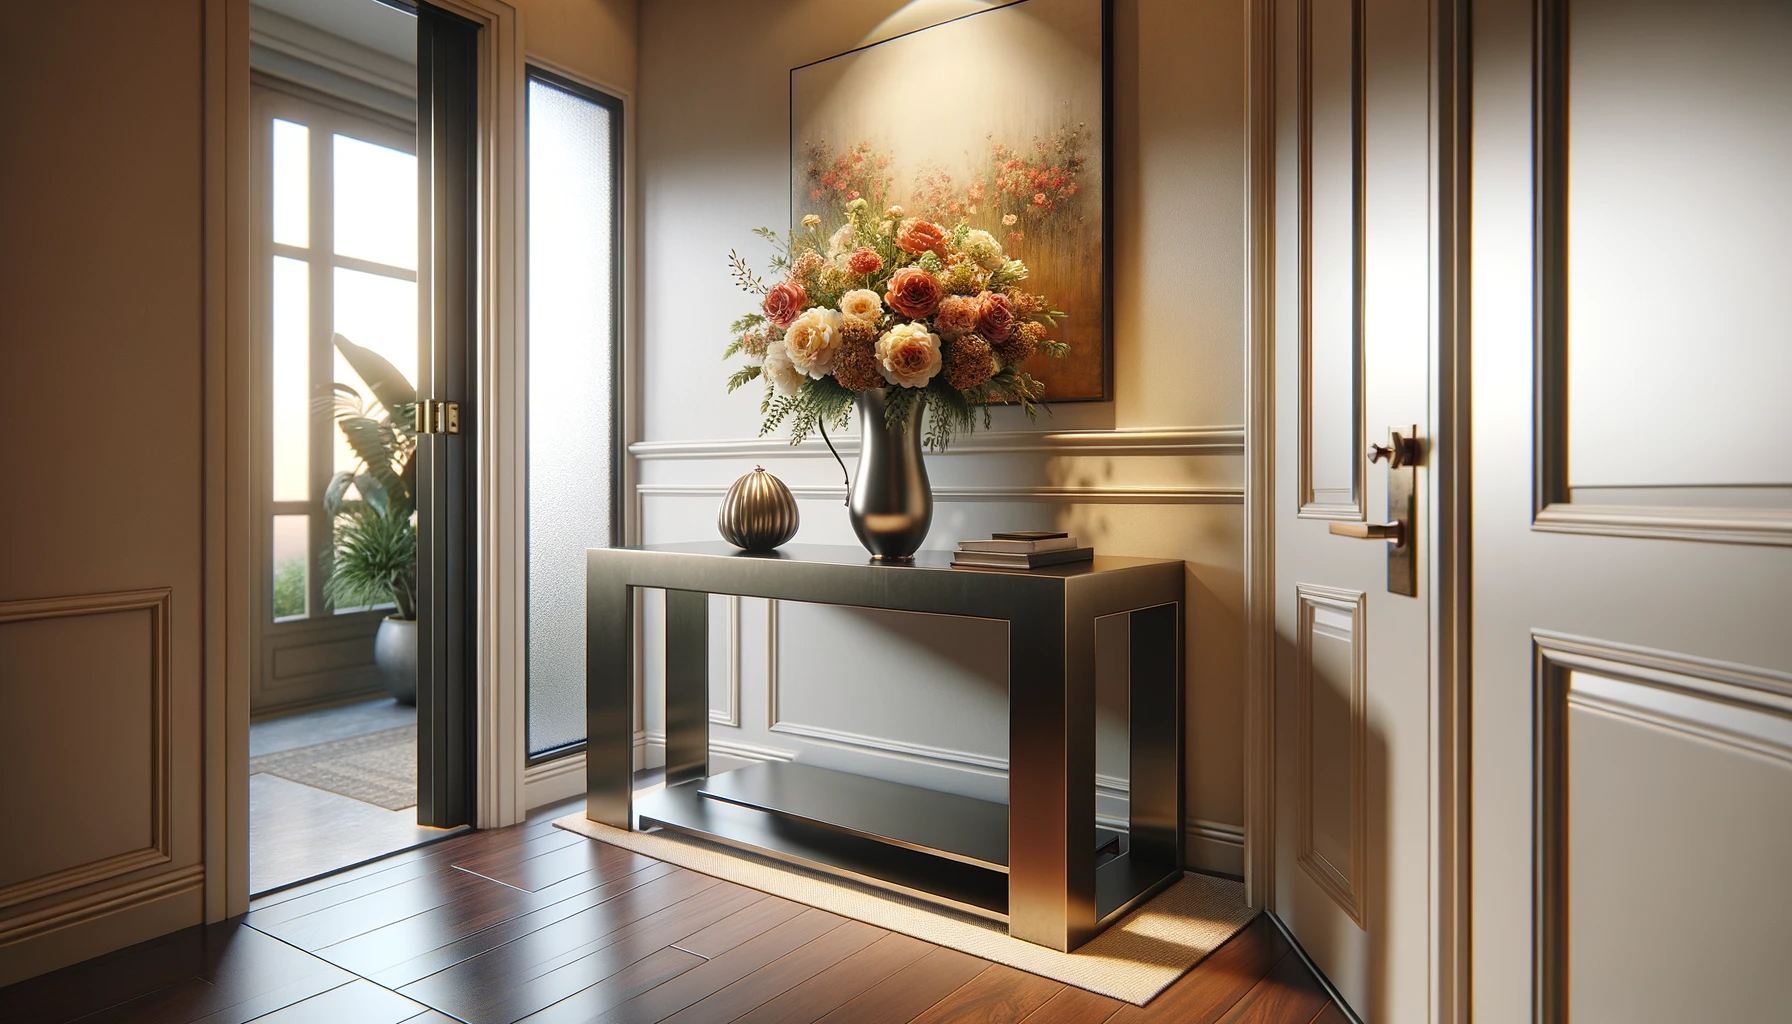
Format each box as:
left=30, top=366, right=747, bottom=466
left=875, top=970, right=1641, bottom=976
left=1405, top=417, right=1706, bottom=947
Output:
left=790, top=0, right=1108, bottom=402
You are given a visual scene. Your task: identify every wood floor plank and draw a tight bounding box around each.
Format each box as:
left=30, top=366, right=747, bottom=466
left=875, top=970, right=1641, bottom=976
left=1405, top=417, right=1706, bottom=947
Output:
left=396, top=876, right=765, bottom=1023
left=510, top=947, right=708, bottom=1024
left=448, top=827, right=595, bottom=887
left=810, top=945, right=990, bottom=1024
left=1106, top=915, right=1285, bottom=1024
left=316, top=852, right=668, bottom=979
left=253, top=861, right=513, bottom=951
left=454, top=835, right=635, bottom=893
left=240, top=979, right=430, bottom=1023
left=722, top=931, right=934, bottom=1024
left=1307, top=1002, right=1351, bottom=1024
left=0, top=923, right=218, bottom=1023
left=904, top=964, right=1065, bottom=1024
left=364, top=863, right=684, bottom=989
left=656, top=919, right=886, bottom=1024
left=669, top=893, right=811, bottom=959
left=1015, top=984, right=1125, bottom=1024
left=1211, top=951, right=1331, bottom=1024
left=567, top=908, right=852, bottom=1024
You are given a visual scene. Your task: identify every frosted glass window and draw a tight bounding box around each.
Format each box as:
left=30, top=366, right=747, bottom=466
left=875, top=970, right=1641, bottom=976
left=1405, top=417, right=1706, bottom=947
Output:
left=526, top=73, right=620, bottom=758
left=272, top=256, right=309, bottom=502
left=272, top=514, right=309, bottom=620
left=272, top=119, right=308, bottom=247
left=333, top=134, right=417, bottom=270
left=332, top=267, right=417, bottom=477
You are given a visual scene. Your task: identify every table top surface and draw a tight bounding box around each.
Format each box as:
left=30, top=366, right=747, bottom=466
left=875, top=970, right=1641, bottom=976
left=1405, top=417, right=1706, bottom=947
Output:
left=593, top=541, right=1180, bottom=577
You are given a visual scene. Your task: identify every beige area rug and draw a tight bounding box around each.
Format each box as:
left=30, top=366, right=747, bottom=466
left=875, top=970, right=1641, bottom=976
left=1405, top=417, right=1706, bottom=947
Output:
left=249, top=725, right=417, bottom=811
left=555, top=813, right=1255, bottom=1005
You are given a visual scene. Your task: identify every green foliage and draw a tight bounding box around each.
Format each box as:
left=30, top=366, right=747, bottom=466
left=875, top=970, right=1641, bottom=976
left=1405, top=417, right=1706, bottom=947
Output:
left=727, top=249, right=766, bottom=296
left=323, top=335, right=417, bottom=522
left=726, top=365, right=762, bottom=393
left=727, top=312, right=766, bottom=335
left=881, top=385, right=923, bottom=431
left=322, top=507, right=417, bottom=620
left=272, top=558, right=306, bottom=619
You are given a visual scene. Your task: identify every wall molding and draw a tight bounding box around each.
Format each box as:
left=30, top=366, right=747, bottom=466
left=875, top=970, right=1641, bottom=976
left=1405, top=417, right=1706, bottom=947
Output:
left=630, top=426, right=1244, bottom=462
left=0, top=588, right=174, bottom=913
left=711, top=595, right=741, bottom=727
left=1531, top=630, right=1792, bottom=1024
left=640, top=483, right=1242, bottom=506
left=1294, top=583, right=1368, bottom=928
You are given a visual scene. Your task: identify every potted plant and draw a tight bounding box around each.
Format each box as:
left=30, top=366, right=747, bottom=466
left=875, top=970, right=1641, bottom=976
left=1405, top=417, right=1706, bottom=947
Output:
left=321, top=333, right=419, bottom=704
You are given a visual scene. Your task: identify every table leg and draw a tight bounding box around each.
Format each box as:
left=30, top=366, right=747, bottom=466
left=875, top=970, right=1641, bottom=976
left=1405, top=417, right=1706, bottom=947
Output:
left=1008, top=604, right=1098, bottom=952
left=664, top=589, right=711, bottom=787
left=1128, top=603, right=1183, bottom=869
left=587, top=561, right=634, bottom=828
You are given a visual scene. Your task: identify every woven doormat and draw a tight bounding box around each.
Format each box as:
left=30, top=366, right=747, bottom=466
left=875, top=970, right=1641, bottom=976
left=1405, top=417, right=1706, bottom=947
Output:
left=555, top=813, right=1254, bottom=1005
left=250, top=725, right=417, bottom=810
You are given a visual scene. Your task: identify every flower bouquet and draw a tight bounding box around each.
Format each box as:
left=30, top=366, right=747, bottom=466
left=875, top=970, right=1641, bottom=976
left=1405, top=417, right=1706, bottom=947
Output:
left=724, top=197, right=1069, bottom=451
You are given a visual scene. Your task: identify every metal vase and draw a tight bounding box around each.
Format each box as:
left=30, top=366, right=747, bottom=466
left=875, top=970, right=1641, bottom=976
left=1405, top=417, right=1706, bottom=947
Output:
left=849, top=389, right=932, bottom=560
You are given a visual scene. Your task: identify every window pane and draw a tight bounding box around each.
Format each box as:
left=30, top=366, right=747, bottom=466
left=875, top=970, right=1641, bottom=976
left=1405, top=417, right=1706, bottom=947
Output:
left=272, top=119, right=308, bottom=247
left=527, top=77, right=617, bottom=758
left=272, top=256, right=309, bottom=502
left=273, top=514, right=308, bottom=620
left=332, top=267, right=417, bottom=480
left=333, top=134, right=417, bottom=270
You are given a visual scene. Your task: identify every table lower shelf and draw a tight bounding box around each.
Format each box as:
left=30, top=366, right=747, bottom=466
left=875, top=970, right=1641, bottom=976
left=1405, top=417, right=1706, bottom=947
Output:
left=632, top=761, right=1138, bottom=925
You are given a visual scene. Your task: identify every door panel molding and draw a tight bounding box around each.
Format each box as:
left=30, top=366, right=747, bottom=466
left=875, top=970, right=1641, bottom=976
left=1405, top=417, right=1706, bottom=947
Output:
left=0, top=589, right=174, bottom=913
left=1296, top=0, right=1367, bottom=522
left=1530, top=0, right=1792, bottom=547
left=1294, top=583, right=1368, bottom=927
left=1532, top=630, right=1792, bottom=1024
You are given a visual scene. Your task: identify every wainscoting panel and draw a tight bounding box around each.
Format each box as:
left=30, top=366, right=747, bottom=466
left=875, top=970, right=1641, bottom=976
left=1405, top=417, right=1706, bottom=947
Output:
left=1294, top=583, right=1366, bottom=926
left=1535, top=633, right=1792, bottom=1022
left=0, top=590, right=173, bottom=911
left=1296, top=0, right=1365, bottom=521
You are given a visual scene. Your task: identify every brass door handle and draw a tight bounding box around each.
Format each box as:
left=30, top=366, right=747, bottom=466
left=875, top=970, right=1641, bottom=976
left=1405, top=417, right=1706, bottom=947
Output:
left=1367, top=429, right=1422, bottom=469
left=1330, top=520, right=1406, bottom=545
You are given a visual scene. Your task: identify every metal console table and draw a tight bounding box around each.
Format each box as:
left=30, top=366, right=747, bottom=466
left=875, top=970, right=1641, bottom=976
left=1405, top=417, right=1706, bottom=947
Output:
left=585, top=542, right=1184, bottom=952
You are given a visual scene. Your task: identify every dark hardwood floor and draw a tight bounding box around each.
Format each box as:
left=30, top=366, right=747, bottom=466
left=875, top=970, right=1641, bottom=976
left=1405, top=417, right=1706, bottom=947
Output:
left=0, top=798, right=1345, bottom=1024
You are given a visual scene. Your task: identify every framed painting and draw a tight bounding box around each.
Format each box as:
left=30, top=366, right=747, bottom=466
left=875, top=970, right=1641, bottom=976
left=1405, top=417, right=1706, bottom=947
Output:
left=790, top=0, right=1111, bottom=402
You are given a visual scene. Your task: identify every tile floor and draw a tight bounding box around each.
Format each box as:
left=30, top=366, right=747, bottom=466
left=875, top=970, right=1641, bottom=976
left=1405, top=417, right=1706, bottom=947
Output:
left=250, top=697, right=458, bottom=894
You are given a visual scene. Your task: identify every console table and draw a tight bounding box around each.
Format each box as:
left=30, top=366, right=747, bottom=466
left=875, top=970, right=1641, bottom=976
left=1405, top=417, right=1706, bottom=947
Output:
left=585, top=542, right=1184, bottom=952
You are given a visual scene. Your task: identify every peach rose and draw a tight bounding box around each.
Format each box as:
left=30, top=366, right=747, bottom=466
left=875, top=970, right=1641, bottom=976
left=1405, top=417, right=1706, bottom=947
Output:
left=895, top=217, right=949, bottom=257
left=884, top=266, right=943, bottom=320
left=762, top=341, right=805, bottom=396
left=847, top=247, right=883, bottom=276
left=875, top=322, right=942, bottom=388
left=933, top=295, right=981, bottom=337
left=975, top=290, right=1016, bottom=342
left=762, top=280, right=807, bottom=329
left=838, top=289, right=883, bottom=322
left=783, top=308, right=843, bottom=379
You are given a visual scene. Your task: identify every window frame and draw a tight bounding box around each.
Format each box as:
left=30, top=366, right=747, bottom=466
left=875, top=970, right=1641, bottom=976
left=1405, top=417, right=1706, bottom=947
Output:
left=522, top=65, right=626, bottom=766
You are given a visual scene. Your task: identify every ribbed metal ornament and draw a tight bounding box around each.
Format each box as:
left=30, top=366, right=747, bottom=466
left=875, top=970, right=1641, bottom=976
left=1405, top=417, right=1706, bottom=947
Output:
left=717, top=466, right=799, bottom=551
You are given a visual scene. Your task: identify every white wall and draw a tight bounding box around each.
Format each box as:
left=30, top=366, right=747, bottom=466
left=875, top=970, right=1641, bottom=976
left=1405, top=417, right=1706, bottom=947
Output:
left=634, top=0, right=1249, bottom=874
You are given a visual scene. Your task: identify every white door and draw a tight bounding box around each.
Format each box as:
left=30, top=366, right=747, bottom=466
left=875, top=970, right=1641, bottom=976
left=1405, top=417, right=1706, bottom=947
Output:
left=1470, top=0, right=1792, bottom=1021
left=1271, top=0, right=1440, bottom=1018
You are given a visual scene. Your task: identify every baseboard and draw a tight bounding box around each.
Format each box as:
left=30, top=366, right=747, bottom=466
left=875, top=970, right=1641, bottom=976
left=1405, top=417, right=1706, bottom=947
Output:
left=0, top=865, right=204, bottom=988
left=1186, top=820, right=1247, bottom=879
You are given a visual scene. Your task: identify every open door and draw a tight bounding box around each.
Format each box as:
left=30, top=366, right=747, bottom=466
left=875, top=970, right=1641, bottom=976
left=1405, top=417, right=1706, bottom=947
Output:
left=1269, top=0, right=1445, bottom=1017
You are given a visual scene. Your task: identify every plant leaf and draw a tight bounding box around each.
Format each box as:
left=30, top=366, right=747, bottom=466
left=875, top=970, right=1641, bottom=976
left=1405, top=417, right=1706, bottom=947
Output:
left=333, top=333, right=417, bottom=418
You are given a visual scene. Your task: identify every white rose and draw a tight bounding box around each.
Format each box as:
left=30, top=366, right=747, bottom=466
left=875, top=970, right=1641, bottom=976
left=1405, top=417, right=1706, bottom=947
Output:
left=762, top=341, right=805, bottom=395
left=961, top=229, right=1005, bottom=270
left=783, top=307, right=843, bottom=379
left=838, top=289, right=883, bottom=322
left=875, top=322, right=942, bottom=388
left=828, top=223, right=856, bottom=256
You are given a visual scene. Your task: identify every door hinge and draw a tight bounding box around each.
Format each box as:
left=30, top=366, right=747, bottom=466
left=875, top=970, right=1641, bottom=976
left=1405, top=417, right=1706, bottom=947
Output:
left=416, top=399, right=460, bottom=435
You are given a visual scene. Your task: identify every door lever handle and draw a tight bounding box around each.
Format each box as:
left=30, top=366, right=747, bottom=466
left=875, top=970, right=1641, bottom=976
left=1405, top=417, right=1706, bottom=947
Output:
left=1330, top=520, right=1406, bottom=546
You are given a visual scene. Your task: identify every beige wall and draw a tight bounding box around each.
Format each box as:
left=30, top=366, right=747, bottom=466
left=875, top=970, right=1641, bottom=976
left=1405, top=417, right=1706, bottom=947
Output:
left=634, top=0, right=1251, bottom=871
left=0, top=0, right=211, bottom=986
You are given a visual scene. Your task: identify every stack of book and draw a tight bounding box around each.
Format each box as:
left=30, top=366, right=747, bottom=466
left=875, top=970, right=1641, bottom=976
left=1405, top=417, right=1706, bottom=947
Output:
left=950, top=532, right=1094, bottom=570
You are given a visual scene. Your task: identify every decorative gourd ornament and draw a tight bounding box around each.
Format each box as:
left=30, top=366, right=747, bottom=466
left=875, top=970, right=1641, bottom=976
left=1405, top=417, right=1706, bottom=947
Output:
left=718, top=466, right=799, bottom=552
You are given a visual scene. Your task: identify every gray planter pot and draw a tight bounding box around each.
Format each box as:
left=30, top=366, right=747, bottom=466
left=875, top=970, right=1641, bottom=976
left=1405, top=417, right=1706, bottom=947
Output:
left=374, top=616, right=417, bottom=705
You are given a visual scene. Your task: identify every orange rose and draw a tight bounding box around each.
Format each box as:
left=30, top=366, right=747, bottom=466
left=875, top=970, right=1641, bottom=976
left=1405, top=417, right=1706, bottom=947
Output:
left=884, top=267, right=943, bottom=320
left=762, top=280, right=807, bottom=329
left=895, top=218, right=949, bottom=257
left=847, top=247, right=883, bottom=276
